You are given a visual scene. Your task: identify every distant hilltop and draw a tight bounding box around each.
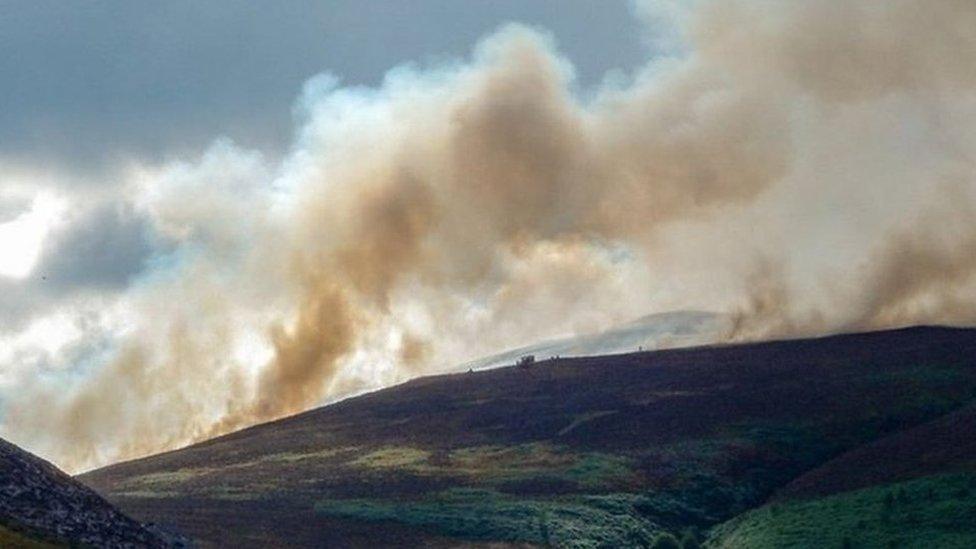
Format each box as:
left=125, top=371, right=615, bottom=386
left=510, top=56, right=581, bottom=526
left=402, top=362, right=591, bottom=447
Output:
left=459, top=310, right=729, bottom=371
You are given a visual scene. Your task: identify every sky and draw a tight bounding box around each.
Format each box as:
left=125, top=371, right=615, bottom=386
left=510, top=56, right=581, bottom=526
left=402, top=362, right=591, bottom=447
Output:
left=0, top=1, right=647, bottom=170
left=1, top=0, right=975, bottom=473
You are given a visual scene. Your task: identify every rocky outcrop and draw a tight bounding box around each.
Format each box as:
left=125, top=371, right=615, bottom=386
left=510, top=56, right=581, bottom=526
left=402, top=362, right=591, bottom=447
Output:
left=0, top=438, right=175, bottom=547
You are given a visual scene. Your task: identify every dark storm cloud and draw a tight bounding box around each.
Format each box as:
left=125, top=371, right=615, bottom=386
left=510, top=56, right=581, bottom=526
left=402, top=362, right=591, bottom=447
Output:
left=34, top=203, right=157, bottom=292
left=0, top=202, right=160, bottom=332
left=0, top=0, right=646, bottom=174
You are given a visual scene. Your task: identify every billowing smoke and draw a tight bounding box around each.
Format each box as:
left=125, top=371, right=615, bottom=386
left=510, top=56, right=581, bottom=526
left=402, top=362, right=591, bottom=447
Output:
left=3, top=0, right=976, bottom=472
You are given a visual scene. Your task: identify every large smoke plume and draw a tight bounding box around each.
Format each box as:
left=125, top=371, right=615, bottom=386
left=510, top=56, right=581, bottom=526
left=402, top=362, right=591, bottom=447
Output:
left=4, top=0, right=976, bottom=472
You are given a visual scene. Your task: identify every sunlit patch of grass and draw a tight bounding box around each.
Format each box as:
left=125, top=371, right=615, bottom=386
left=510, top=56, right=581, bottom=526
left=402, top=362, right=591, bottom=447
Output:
left=352, top=447, right=432, bottom=470
left=316, top=488, right=663, bottom=548
left=117, top=467, right=215, bottom=490
left=451, top=443, right=573, bottom=472
left=564, top=454, right=635, bottom=488
left=232, top=447, right=356, bottom=468
left=707, top=473, right=976, bottom=549
left=117, top=482, right=271, bottom=501
left=447, top=443, right=636, bottom=489
left=338, top=443, right=638, bottom=492
left=111, top=490, right=182, bottom=499
left=117, top=463, right=287, bottom=499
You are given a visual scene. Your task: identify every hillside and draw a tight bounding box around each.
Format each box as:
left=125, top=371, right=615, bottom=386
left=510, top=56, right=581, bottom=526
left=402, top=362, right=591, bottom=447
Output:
left=706, top=399, right=976, bottom=548
left=0, top=437, right=171, bottom=548
left=777, top=402, right=976, bottom=500
left=707, top=472, right=976, bottom=548
left=80, top=326, right=976, bottom=548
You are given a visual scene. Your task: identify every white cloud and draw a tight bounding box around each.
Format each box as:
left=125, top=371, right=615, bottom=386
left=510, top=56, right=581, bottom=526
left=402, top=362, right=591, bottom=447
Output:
left=0, top=193, right=65, bottom=279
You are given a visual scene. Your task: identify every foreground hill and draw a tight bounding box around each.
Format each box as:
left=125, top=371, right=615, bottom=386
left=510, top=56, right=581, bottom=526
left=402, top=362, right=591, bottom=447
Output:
left=80, top=326, right=976, bottom=548
left=0, top=437, right=170, bottom=547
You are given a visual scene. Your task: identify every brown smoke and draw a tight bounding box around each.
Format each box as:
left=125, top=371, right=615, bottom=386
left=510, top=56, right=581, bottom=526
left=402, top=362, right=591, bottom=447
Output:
left=698, top=0, right=976, bottom=338
left=220, top=24, right=792, bottom=440
left=850, top=184, right=976, bottom=330
left=252, top=274, right=356, bottom=421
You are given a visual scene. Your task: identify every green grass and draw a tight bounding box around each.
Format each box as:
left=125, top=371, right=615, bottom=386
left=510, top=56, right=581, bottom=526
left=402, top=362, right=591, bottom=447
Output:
left=117, top=467, right=216, bottom=490
left=342, top=443, right=636, bottom=491
left=447, top=443, right=574, bottom=480
left=111, top=489, right=182, bottom=499
left=231, top=447, right=356, bottom=467
left=316, top=488, right=664, bottom=548
left=707, top=473, right=976, bottom=548
left=446, top=443, right=636, bottom=489
left=563, top=454, right=635, bottom=489
left=352, top=447, right=432, bottom=469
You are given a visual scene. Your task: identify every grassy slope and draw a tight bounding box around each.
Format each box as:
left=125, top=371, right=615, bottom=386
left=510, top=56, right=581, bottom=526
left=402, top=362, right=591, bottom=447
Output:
left=776, top=403, right=976, bottom=501
left=316, top=489, right=659, bottom=548
left=79, top=327, right=976, bottom=547
left=0, top=525, right=60, bottom=549
left=708, top=473, right=976, bottom=549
